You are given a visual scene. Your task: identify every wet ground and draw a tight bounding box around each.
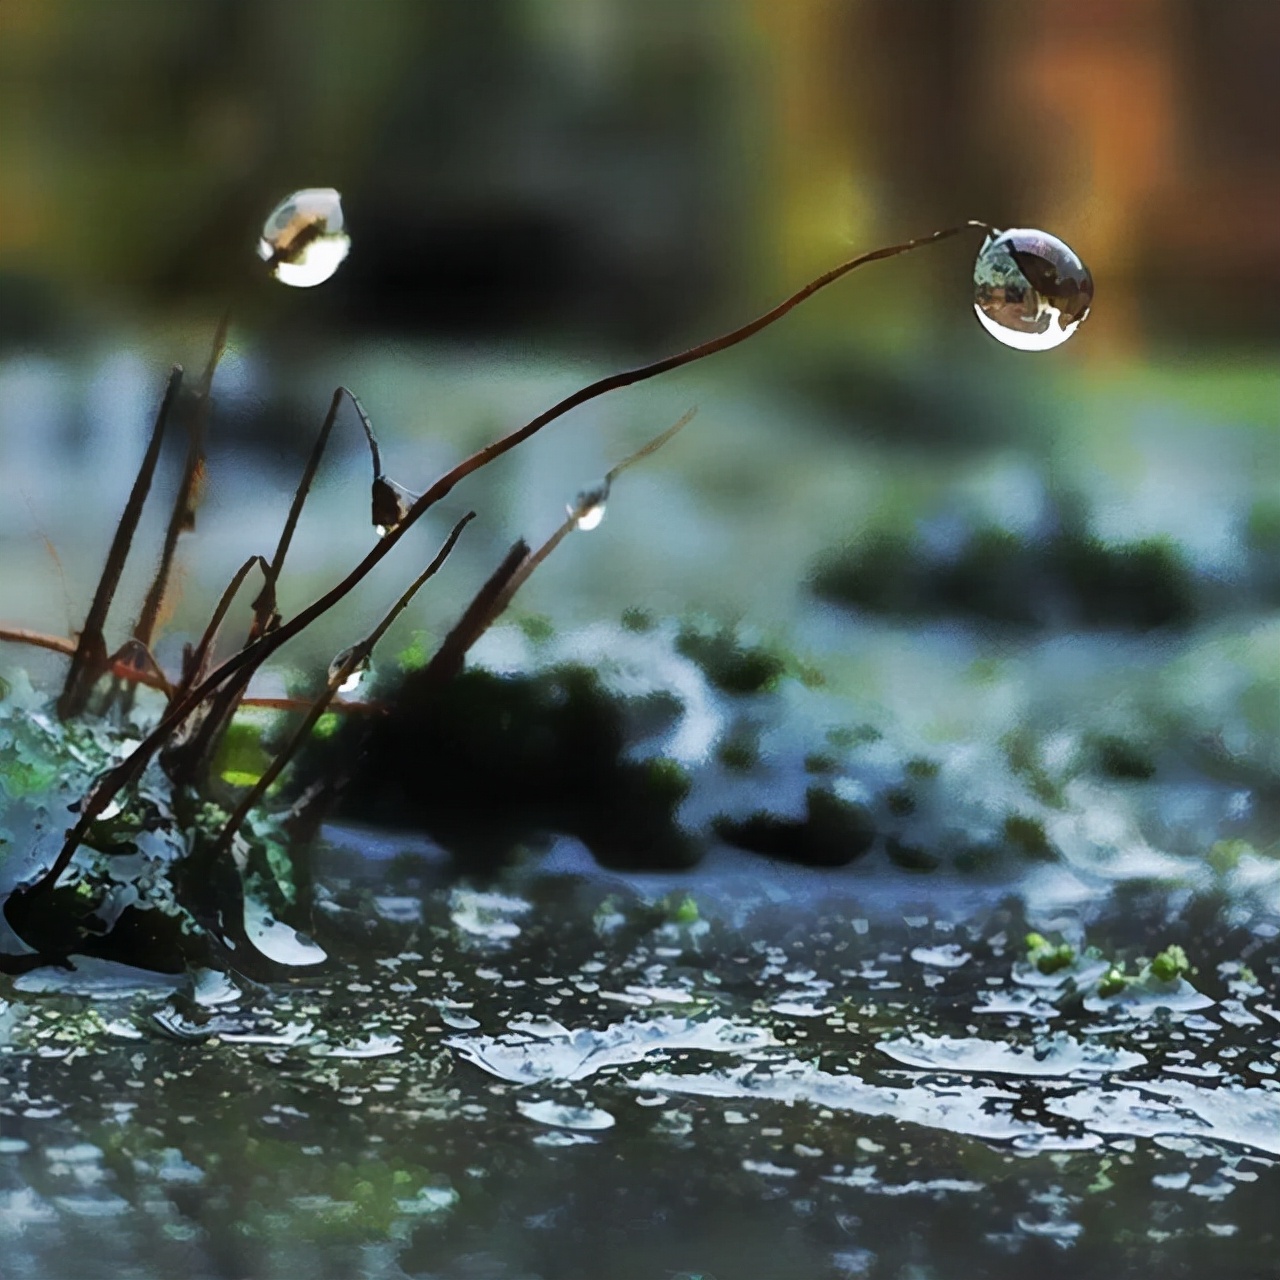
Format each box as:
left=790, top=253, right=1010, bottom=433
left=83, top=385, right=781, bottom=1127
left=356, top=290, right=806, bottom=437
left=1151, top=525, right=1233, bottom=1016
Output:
left=2, top=342, right=1279, bottom=1277
left=3, top=839, right=1279, bottom=1280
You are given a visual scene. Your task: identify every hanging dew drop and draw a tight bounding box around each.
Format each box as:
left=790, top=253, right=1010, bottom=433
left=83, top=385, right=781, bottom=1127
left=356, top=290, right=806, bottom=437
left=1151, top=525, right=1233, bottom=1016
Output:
left=327, top=645, right=368, bottom=693
left=258, top=188, right=351, bottom=288
left=973, top=228, right=1093, bottom=351
left=568, top=480, right=610, bottom=531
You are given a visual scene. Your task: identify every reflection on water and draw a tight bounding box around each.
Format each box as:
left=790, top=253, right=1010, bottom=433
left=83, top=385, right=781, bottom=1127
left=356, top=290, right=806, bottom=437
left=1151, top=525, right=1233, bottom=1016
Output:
left=0, top=217, right=1277, bottom=1280
left=2, top=857, right=1278, bottom=1279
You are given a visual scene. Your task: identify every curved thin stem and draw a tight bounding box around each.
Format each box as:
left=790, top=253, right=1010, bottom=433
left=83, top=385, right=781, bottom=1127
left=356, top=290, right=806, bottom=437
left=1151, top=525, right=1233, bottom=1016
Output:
left=206, top=512, right=474, bottom=869
left=37, top=221, right=990, bottom=891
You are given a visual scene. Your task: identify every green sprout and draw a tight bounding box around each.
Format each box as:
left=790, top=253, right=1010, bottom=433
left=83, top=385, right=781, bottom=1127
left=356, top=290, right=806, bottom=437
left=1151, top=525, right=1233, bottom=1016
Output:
left=670, top=893, right=700, bottom=925
left=1148, top=944, right=1191, bottom=984
left=1025, top=931, right=1076, bottom=975
left=1097, top=964, right=1129, bottom=998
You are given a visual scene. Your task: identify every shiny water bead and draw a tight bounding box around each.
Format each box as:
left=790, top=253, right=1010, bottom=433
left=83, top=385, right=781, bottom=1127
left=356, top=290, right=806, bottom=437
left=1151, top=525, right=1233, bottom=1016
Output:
left=568, top=480, right=610, bottom=531
left=258, top=188, right=351, bottom=287
left=327, top=645, right=368, bottom=693
left=973, top=228, right=1093, bottom=351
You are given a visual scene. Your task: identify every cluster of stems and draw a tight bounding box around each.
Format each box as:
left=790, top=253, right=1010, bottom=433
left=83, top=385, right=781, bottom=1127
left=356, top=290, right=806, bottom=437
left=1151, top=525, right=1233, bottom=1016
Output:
left=0, top=220, right=990, bottom=944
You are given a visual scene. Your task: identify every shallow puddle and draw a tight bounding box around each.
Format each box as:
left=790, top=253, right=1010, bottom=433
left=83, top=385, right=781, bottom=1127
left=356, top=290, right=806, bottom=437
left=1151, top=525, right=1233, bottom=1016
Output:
left=3, top=851, right=1277, bottom=1279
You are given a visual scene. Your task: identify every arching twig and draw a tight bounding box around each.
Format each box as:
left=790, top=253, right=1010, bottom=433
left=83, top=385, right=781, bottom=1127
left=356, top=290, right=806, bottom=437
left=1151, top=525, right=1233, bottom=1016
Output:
left=36, top=222, right=990, bottom=892
left=205, top=512, right=475, bottom=869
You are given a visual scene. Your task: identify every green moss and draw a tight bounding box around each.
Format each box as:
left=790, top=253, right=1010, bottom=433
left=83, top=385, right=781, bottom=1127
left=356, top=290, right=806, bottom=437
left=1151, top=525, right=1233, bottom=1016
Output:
left=516, top=613, right=555, bottom=644
left=1097, top=964, right=1129, bottom=997
left=1208, top=839, right=1252, bottom=875
left=212, top=716, right=276, bottom=789
left=717, top=735, right=759, bottom=772
left=1025, top=932, right=1076, bottom=975
left=904, top=757, right=939, bottom=780
left=1002, top=813, right=1055, bottom=861
left=810, top=523, right=1197, bottom=632
left=1089, top=733, right=1157, bottom=781
left=884, top=838, right=939, bottom=873
left=312, top=711, right=341, bottom=740
left=1148, top=944, right=1191, bottom=983
left=620, top=607, right=655, bottom=633
left=396, top=629, right=432, bottom=672
left=669, top=892, right=700, bottom=925
left=674, top=620, right=786, bottom=695
left=826, top=724, right=881, bottom=749
left=884, top=786, right=915, bottom=816
left=341, top=664, right=695, bottom=871
left=714, top=786, right=876, bottom=868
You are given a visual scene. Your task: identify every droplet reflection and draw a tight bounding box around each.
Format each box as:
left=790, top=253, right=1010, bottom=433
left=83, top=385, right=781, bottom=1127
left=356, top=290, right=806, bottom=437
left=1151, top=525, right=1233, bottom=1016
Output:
left=568, top=480, right=610, bottom=531
left=973, top=228, right=1092, bottom=351
left=258, top=188, right=351, bottom=288
left=327, top=645, right=368, bottom=693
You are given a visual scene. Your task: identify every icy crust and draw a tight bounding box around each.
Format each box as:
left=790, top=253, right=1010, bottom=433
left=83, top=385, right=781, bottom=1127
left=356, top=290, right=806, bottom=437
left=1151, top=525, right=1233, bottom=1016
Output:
left=444, top=1014, right=774, bottom=1084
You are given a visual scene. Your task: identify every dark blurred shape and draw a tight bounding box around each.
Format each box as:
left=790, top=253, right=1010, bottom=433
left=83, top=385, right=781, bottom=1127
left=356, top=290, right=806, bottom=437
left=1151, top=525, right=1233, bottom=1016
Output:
left=713, top=786, right=877, bottom=869
left=674, top=619, right=786, bottom=696
left=332, top=665, right=696, bottom=872
left=811, top=524, right=1198, bottom=632
left=2, top=0, right=1276, bottom=352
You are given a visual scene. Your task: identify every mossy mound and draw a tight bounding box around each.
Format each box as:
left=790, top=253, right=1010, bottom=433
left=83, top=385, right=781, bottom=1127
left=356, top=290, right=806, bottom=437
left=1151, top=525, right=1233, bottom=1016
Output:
left=810, top=526, right=1197, bottom=632
left=713, top=785, right=876, bottom=868
left=336, top=665, right=696, bottom=872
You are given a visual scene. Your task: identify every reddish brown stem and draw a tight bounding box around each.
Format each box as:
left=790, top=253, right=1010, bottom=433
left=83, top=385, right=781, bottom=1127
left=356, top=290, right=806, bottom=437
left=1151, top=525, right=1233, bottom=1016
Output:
left=207, top=512, right=475, bottom=867
left=253, top=386, right=353, bottom=632
left=408, top=539, right=531, bottom=700
left=38, top=222, right=987, bottom=892
left=174, top=387, right=355, bottom=787
left=1, top=625, right=381, bottom=713
left=169, top=555, right=266, bottom=709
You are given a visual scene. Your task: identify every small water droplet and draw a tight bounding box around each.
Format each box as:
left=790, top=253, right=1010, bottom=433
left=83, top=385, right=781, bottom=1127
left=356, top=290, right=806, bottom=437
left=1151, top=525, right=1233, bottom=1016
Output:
left=568, top=480, right=610, bottom=531
left=973, top=228, right=1092, bottom=351
left=372, top=474, right=416, bottom=536
left=328, top=645, right=368, bottom=693
left=258, top=188, right=351, bottom=288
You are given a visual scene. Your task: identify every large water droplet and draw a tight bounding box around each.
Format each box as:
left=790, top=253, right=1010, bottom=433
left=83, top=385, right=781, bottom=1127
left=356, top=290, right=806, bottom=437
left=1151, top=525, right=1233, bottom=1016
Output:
left=258, top=188, right=351, bottom=288
left=973, top=228, right=1092, bottom=351
left=568, top=480, right=610, bottom=531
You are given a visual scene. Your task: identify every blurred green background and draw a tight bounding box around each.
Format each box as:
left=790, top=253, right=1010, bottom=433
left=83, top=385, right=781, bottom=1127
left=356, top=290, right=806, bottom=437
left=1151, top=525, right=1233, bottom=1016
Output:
left=0, top=0, right=1277, bottom=668
left=3, top=0, right=1277, bottom=347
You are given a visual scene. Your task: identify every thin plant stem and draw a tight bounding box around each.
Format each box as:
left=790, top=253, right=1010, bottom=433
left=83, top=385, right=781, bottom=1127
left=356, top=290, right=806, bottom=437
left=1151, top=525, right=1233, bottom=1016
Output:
left=172, top=387, right=358, bottom=784
left=408, top=539, right=531, bottom=697
left=168, top=555, right=266, bottom=709
left=35, top=222, right=989, bottom=891
left=206, top=512, right=475, bottom=867
left=132, top=315, right=228, bottom=654
left=106, top=639, right=173, bottom=697
left=56, top=365, right=183, bottom=719
left=253, top=386, right=352, bottom=631
left=486, top=406, right=699, bottom=630
left=605, top=405, right=698, bottom=484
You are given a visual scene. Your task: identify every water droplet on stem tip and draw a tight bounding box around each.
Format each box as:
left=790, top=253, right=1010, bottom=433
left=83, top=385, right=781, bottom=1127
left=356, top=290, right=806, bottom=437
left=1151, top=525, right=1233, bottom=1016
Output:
left=327, top=646, right=368, bottom=693
left=568, top=480, right=610, bottom=531
left=973, top=228, right=1092, bottom=351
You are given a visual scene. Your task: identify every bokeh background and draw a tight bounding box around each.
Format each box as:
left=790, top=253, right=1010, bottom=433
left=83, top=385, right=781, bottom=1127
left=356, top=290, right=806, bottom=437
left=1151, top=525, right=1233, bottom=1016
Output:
left=0, top=0, right=1277, bottom=674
